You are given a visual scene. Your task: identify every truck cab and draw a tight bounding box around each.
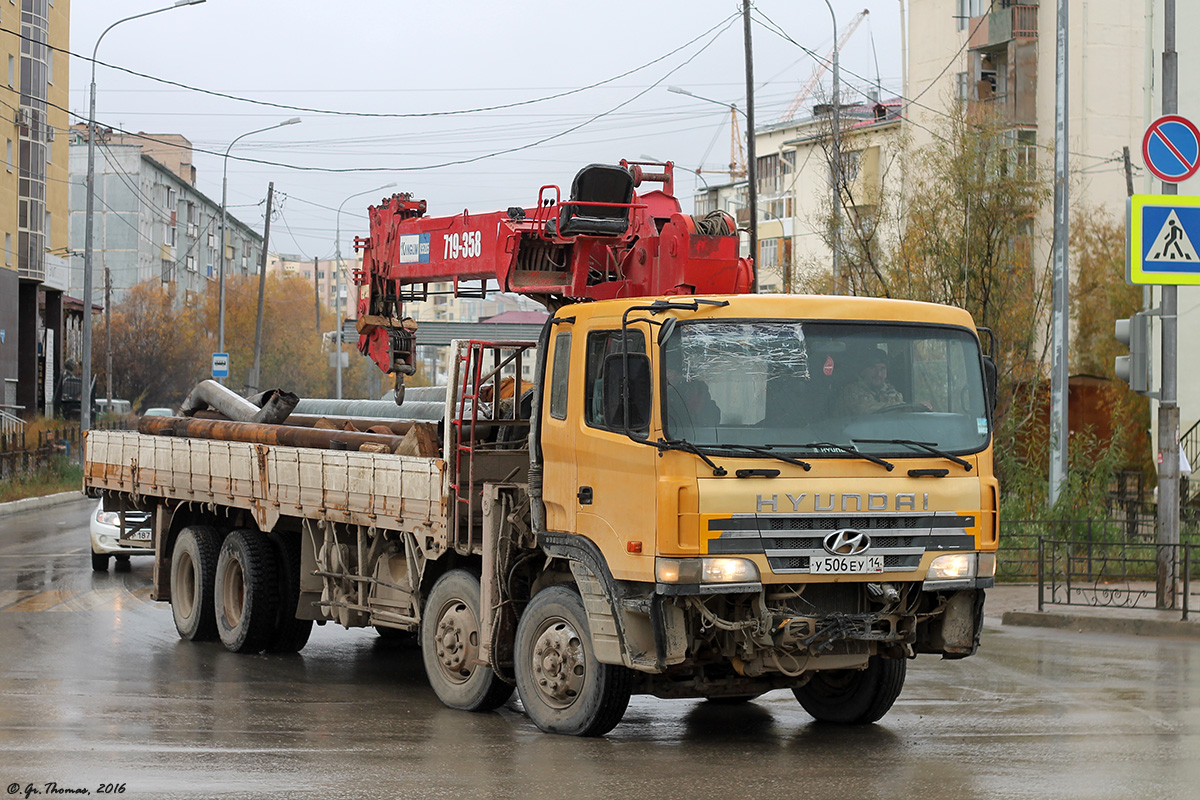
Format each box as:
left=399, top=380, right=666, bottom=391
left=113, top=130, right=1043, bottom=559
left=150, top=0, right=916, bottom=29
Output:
left=520, top=293, right=997, bottom=728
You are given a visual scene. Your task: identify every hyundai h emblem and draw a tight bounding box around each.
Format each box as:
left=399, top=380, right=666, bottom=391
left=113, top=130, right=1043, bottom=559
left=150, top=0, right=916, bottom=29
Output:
left=823, top=530, right=871, bottom=556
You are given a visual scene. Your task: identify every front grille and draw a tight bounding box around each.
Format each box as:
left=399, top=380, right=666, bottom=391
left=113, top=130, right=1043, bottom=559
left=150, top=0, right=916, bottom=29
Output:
left=710, top=512, right=974, bottom=575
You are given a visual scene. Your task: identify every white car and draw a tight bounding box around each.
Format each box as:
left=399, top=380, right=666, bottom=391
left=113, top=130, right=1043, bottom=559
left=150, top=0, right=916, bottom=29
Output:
left=89, top=501, right=153, bottom=572
left=143, top=407, right=175, bottom=416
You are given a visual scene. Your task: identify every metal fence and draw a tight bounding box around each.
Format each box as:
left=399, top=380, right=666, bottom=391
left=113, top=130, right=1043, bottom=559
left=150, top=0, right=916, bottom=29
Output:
left=997, top=518, right=1199, bottom=620
left=1034, top=537, right=1196, bottom=621
left=0, top=420, right=131, bottom=480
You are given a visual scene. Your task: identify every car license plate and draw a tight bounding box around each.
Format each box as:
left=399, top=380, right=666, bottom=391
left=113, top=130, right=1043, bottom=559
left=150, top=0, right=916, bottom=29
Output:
left=125, top=529, right=151, bottom=542
left=810, top=555, right=884, bottom=574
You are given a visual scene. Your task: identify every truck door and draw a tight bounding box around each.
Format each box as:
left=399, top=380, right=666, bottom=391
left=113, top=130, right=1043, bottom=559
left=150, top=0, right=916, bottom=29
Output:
left=539, top=327, right=578, bottom=533
left=573, top=328, right=657, bottom=581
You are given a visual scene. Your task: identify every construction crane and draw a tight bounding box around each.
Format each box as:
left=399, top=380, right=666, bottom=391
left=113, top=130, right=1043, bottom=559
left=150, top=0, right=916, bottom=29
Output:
left=668, top=86, right=747, bottom=179
left=778, top=9, right=869, bottom=124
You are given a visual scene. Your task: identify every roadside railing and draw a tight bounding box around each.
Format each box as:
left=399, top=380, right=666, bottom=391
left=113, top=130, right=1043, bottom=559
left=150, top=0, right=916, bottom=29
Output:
left=1030, top=535, right=1196, bottom=621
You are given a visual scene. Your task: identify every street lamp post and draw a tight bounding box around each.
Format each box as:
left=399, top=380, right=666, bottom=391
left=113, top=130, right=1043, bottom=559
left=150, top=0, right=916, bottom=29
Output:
left=81, top=0, right=205, bottom=454
left=217, top=117, right=301, bottom=377
left=820, top=0, right=842, bottom=293
left=335, top=183, right=396, bottom=399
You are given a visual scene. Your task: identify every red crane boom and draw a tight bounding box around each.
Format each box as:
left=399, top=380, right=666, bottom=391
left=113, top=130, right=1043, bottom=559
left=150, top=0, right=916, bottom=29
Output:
left=353, top=160, right=753, bottom=393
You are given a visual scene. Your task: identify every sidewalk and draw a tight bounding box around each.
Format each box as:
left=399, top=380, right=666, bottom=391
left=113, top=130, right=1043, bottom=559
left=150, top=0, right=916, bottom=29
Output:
left=0, top=490, right=87, bottom=518
left=988, top=582, right=1200, bottom=639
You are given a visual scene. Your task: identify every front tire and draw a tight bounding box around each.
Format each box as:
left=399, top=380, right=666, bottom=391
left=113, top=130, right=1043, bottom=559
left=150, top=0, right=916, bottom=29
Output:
left=214, top=529, right=280, bottom=654
left=91, top=551, right=109, bottom=572
left=420, top=570, right=514, bottom=712
left=792, top=656, right=906, bottom=724
left=514, top=584, right=633, bottom=737
left=170, top=525, right=221, bottom=641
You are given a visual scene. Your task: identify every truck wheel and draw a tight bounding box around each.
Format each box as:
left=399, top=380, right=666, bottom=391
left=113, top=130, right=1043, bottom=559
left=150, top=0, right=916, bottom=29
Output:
left=514, top=584, right=633, bottom=736
left=267, top=532, right=313, bottom=654
left=792, top=656, right=906, bottom=724
left=420, top=569, right=514, bottom=712
left=214, top=529, right=280, bottom=654
left=171, top=526, right=221, bottom=641
left=91, top=551, right=110, bottom=572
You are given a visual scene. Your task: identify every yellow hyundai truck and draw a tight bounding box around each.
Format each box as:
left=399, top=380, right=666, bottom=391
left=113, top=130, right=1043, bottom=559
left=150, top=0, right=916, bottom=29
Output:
left=83, top=163, right=998, bottom=737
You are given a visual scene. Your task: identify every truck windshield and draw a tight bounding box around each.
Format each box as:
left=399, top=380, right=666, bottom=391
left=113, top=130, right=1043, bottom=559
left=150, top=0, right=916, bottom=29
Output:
left=661, top=320, right=990, bottom=458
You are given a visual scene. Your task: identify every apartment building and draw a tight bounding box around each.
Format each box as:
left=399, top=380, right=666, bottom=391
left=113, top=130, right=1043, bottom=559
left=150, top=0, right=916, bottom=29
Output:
left=67, top=125, right=263, bottom=311
left=0, top=0, right=70, bottom=418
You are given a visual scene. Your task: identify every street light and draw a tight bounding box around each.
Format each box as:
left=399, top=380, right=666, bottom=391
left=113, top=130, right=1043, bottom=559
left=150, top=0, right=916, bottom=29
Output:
left=335, top=182, right=396, bottom=399
left=819, top=0, right=843, bottom=293
left=669, top=85, right=757, bottom=288
left=81, top=0, right=205, bottom=452
left=217, top=117, right=301, bottom=374
left=667, top=86, right=746, bottom=178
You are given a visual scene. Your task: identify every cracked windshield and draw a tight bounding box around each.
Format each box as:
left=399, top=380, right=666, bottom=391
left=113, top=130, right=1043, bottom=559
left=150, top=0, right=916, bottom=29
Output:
left=662, top=320, right=990, bottom=456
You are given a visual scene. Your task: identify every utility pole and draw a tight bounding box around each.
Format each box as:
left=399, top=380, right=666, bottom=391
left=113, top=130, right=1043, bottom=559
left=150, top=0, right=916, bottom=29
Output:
left=248, top=183, right=274, bottom=395
left=742, top=0, right=758, bottom=291
left=104, top=266, right=112, bottom=408
left=1156, top=0, right=1180, bottom=610
left=1047, top=0, right=1070, bottom=506
left=313, top=256, right=320, bottom=331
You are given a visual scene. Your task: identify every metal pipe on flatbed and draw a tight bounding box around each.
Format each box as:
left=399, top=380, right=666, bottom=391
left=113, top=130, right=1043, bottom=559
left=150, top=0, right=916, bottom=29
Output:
left=138, top=416, right=406, bottom=452
left=181, top=380, right=298, bottom=424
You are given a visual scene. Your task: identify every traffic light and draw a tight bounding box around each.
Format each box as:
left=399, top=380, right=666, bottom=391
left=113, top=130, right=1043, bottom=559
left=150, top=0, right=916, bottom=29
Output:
left=1114, top=312, right=1152, bottom=395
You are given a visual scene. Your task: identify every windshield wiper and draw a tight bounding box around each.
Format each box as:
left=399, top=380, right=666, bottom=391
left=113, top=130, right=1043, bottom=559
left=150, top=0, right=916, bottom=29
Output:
left=781, top=441, right=895, bottom=472
left=701, top=443, right=812, bottom=471
left=851, top=438, right=973, bottom=471
left=657, top=438, right=729, bottom=476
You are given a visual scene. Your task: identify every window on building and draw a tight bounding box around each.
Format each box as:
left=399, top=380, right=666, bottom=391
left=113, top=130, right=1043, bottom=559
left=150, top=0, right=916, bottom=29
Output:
left=166, top=186, right=175, bottom=209
left=161, top=259, right=173, bottom=283
left=186, top=254, right=196, bottom=273
left=957, top=0, right=986, bottom=31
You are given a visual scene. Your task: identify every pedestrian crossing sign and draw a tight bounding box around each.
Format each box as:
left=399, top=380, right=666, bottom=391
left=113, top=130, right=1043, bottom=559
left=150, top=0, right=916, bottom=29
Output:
left=1128, top=194, right=1200, bottom=285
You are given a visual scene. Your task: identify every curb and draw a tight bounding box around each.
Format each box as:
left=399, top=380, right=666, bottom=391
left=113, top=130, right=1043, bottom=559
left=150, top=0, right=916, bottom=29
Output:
left=0, top=490, right=88, bottom=518
left=1002, top=610, right=1200, bottom=639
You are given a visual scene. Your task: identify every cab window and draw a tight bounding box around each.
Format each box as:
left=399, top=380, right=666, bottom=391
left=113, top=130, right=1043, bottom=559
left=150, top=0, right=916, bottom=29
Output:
left=584, top=329, right=645, bottom=432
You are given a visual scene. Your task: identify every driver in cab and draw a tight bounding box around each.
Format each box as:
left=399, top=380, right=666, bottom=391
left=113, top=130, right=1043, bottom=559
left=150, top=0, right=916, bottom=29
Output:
left=842, top=346, right=905, bottom=414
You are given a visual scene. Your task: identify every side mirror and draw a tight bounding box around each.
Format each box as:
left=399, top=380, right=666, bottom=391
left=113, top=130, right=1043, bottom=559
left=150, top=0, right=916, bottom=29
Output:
left=602, top=352, right=651, bottom=434
left=982, top=356, right=998, bottom=415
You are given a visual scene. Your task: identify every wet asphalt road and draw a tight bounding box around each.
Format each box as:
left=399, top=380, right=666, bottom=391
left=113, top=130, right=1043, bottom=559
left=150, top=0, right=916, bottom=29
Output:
left=0, top=496, right=1198, bottom=800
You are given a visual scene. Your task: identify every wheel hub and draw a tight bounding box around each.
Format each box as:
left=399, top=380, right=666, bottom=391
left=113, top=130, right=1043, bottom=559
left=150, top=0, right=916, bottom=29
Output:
left=530, top=619, right=585, bottom=708
left=434, top=602, right=477, bottom=681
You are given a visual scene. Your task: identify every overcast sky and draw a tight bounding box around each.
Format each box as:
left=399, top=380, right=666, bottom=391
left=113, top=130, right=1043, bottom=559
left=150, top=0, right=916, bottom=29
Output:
left=69, top=1, right=904, bottom=260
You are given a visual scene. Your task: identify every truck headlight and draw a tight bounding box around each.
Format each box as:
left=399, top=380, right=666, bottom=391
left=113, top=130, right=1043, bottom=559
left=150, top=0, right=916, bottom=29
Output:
left=926, top=553, right=975, bottom=581
left=97, top=509, right=121, bottom=526
left=656, top=557, right=759, bottom=584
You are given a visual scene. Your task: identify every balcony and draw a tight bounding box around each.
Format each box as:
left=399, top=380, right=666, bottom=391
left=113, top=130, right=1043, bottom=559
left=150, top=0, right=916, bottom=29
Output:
left=987, top=4, right=1037, bottom=45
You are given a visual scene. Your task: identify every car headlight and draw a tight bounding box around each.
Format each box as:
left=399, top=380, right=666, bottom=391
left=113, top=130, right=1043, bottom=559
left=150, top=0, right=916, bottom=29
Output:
left=96, top=510, right=121, bottom=526
left=656, top=557, right=759, bottom=584
left=926, top=553, right=976, bottom=581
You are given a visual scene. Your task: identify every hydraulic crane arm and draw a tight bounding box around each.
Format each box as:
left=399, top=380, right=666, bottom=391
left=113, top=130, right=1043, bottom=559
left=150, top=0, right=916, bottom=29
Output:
left=353, top=160, right=753, bottom=391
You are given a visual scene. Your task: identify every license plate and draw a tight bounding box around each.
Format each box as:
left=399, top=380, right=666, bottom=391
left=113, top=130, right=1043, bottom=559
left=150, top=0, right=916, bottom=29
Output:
left=810, top=555, right=884, bottom=574
left=124, top=529, right=151, bottom=542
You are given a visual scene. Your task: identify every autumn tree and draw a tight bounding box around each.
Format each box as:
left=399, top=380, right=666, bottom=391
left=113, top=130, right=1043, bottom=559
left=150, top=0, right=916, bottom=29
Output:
left=891, top=106, right=1052, bottom=394
left=94, top=281, right=206, bottom=409
left=199, top=273, right=371, bottom=398
left=1071, top=204, right=1151, bottom=472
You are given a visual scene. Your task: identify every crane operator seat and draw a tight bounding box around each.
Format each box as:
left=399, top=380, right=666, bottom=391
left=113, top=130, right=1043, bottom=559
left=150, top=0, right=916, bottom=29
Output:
left=555, top=163, right=635, bottom=237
